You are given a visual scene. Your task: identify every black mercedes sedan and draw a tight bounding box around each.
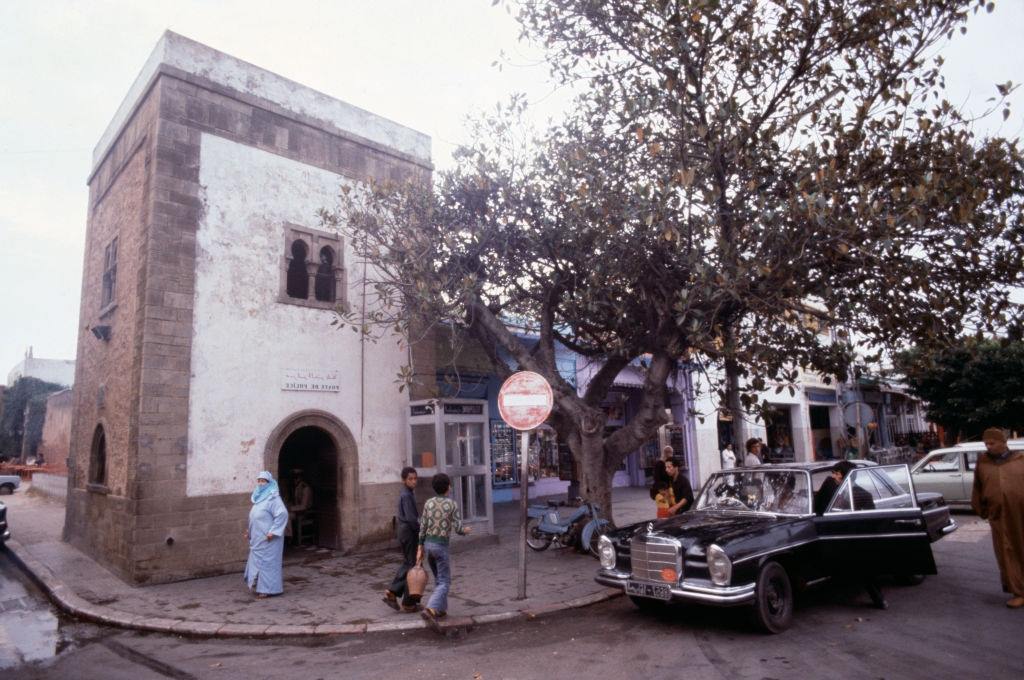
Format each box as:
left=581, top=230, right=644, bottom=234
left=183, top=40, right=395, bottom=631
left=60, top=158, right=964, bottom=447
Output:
left=595, top=462, right=957, bottom=633
left=0, top=499, right=10, bottom=545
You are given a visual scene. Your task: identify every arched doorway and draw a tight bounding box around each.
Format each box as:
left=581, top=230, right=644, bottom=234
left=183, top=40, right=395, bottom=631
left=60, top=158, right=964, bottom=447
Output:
left=264, top=411, right=360, bottom=552
left=278, top=426, right=338, bottom=549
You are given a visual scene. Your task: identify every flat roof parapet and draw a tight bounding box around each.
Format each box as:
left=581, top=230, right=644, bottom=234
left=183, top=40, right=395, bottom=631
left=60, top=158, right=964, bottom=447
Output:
left=92, top=30, right=432, bottom=172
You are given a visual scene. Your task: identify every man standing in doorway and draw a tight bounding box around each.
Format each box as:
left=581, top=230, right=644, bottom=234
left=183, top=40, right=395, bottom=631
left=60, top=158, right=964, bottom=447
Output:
left=383, top=466, right=421, bottom=612
left=720, top=443, right=737, bottom=470
left=664, top=457, right=694, bottom=515
left=972, top=428, right=1024, bottom=609
left=286, top=469, right=313, bottom=546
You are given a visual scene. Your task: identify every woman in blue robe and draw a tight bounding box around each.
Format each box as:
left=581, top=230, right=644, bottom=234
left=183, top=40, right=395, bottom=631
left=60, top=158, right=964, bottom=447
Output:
left=244, top=471, right=289, bottom=597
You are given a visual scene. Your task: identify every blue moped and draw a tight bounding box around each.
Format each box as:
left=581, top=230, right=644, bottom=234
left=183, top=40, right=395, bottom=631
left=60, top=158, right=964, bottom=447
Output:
left=526, top=498, right=611, bottom=556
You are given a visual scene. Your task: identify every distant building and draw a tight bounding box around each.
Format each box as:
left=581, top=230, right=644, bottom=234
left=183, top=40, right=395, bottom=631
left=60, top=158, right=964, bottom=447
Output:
left=38, top=388, right=73, bottom=472
left=6, top=347, right=75, bottom=387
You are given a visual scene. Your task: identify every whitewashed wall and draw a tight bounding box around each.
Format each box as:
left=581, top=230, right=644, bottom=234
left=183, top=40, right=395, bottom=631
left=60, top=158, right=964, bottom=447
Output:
left=187, top=133, right=408, bottom=496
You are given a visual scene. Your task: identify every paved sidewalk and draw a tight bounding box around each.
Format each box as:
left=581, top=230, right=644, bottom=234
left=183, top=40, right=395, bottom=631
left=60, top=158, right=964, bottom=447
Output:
left=2, top=486, right=656, bottom=638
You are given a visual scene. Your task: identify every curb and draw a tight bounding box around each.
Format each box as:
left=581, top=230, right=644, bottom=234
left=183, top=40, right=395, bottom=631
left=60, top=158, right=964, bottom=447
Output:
left=4, top=538, right=622, bottom=638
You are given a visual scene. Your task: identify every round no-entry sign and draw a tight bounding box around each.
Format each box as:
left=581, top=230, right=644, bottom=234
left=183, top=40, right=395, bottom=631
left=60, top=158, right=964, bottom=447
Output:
left=498, top=371, right=553, bottom=431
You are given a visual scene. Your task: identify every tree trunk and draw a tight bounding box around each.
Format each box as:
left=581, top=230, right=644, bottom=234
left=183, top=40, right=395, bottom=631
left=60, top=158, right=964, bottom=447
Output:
left=725, top=356, right=746, bottom=453
left=576, top=431, right=615, bottom=525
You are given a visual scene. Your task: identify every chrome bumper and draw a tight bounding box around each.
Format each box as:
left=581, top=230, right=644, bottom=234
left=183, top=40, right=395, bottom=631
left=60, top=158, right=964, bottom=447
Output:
left=1, top=528, right=9, bottom=542
left=940, top=519, right=958, bottom=535
left=596, top=569, right=756, bottom=606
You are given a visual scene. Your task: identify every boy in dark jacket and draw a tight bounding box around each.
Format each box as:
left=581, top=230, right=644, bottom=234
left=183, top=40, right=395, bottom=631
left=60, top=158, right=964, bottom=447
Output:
left=383, top=467, right=421, bottom=612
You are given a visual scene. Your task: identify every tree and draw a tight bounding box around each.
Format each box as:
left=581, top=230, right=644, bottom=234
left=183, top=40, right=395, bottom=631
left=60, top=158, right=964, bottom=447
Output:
left=894, top=339, right=1024, bottom=442
left=0, top=377, right=64, bottom=461
left=327, top=0, right=1023, bottom=517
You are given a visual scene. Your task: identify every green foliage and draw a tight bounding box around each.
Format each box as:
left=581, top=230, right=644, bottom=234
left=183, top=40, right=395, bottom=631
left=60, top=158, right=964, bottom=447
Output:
left=324, top=0, right=1024, bottom=509
left=0, top=377, right=64, bottom=458
left=894, top=339, right=1024, bottom=440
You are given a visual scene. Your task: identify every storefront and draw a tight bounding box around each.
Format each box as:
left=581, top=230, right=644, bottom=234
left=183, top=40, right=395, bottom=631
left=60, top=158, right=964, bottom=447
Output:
left=407, top=398, right=494, bottom=535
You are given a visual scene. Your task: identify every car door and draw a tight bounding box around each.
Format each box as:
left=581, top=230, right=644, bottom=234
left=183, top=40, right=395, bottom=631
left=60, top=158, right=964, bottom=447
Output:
left=814, top=465, right=936, bottom=577
left=912, top=450, right=964, bottom=503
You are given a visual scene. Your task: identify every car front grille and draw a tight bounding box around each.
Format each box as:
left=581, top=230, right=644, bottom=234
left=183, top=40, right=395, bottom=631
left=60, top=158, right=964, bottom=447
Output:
left=630, top=534, right=681, bottom=582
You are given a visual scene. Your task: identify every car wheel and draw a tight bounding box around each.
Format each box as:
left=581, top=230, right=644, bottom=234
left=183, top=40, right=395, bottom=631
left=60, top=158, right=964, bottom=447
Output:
left=895, top=574, right=925, bottom=586
left=629, top=595, right=667, bottom=613
left=753, top=561, right=794, bottom=634
left=0, top=484, right=14, bottom=496
left=525, top=518, right=551, bottom=551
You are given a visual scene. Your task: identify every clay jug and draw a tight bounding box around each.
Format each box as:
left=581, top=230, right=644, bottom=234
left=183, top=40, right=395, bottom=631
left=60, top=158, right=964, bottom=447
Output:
left=406, top=565, right=428, bottom=597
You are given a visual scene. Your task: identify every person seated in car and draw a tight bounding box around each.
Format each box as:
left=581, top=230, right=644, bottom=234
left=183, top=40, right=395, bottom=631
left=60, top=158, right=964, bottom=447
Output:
left=814, top=461, right=874, bottom=514
left=812, top=461, right=887, bottom=609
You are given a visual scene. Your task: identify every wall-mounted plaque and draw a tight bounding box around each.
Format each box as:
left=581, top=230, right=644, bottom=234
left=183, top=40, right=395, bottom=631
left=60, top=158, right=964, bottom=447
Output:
left=282, top=368, right=341, bottom=392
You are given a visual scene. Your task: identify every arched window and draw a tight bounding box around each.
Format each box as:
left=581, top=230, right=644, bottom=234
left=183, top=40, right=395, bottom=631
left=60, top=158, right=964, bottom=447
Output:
left=286, top=239, right=309, bottom=299
left=279, top=225, right=345, bottom=310
left=314, top=246, right=335, bottom=302
left=90, top=425, right=107, bottom=487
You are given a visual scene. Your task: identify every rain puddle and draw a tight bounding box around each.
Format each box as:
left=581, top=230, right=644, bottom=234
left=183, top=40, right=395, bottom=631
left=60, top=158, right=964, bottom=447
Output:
left=0, top=556, right=72, bottom=670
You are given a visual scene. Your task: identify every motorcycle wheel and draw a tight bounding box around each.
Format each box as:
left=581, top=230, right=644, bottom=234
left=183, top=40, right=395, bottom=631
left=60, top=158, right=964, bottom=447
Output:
left=526, top=518, right=552, bottom=551
left=583, top=519, right=613, bottom=556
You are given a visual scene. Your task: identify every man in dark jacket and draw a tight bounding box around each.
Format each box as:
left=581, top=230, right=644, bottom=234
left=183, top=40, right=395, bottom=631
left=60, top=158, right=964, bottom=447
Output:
left=665, top=457, right=695, bottom=515
left=813, top=460, right=887, bottom=609
left=383, top=467, right=421, bottom=612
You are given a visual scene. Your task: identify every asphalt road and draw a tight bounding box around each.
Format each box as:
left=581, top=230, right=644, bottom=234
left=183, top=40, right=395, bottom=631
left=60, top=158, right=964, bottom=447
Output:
left=3, top=513, right=1022, bottom=680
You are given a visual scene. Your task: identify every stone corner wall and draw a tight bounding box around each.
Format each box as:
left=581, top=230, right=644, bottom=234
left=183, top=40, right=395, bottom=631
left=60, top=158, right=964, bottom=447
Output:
left=66, top=74, right=162, bottom=577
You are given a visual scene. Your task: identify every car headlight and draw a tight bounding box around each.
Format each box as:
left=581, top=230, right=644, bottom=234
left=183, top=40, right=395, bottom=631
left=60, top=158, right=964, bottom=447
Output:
left=598, top=534, right=616, bottom=569
left=707, top=544, right=732, bottom=586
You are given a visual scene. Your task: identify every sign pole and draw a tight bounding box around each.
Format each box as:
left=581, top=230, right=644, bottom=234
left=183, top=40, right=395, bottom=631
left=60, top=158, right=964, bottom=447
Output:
left=496, top=371, right=554, bottom=604
left=517, top=429, right=530, bottom=600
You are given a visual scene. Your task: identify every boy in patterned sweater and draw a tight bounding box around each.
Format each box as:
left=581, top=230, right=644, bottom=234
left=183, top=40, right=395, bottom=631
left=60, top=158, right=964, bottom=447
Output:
left=416, top=473, right=471, bottom=629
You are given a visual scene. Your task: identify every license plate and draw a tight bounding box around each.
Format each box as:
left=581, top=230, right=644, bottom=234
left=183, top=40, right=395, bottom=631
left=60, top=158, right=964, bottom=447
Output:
left=626, top=580, right=671, bottom=601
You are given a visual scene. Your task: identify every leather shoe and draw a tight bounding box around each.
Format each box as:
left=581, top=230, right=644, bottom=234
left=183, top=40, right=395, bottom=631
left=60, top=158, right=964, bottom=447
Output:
left=421, top=607, right=443, bottom=633
left=401, top=603, right=421, bottom=613
left=1007, top=596, right=1024, bottom=609
left=382, top=590, right=400, bottom=611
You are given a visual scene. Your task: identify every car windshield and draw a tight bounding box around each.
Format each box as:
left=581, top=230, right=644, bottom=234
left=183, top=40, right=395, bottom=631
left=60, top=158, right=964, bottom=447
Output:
left=696, top=470, right=811, bottom=515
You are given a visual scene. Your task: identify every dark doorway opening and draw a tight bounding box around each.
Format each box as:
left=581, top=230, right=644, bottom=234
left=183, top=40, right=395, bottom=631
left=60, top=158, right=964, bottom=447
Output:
left=278, top=426, right=339, bottom=549
left=809, top=406, right=833, bottom=460
left=764, top=405, right=795, bottom=463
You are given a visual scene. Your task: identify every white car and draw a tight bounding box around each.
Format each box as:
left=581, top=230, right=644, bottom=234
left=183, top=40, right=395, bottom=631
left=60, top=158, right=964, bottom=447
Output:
left=910, top=440, right=1024, bottom=508
left=0, top=474, right=21, bottom=495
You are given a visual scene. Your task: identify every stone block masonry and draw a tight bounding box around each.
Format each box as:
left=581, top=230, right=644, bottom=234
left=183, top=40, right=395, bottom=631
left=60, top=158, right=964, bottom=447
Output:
left=67, top=31, right=434, bottom=584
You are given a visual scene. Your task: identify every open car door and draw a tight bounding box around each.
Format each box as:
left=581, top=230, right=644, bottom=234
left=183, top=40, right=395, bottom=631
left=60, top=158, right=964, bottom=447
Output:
left=814, top=465, right=936, bottom=577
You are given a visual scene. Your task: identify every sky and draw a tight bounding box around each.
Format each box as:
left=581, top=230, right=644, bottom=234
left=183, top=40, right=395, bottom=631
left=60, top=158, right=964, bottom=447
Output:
left=1, top=0, right=1022, bottom=385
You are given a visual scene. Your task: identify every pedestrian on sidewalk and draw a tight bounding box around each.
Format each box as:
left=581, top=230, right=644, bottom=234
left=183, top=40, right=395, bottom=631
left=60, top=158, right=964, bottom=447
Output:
left=383, top=466, right=421, bottom=613
left=244, top=471, right=288, bottom=599
left=649, top=445, right=675, bottom=503
left=972, top=428, right=1024, bottom=609
left=720, top=443, right=736, bottom=470
left=417, top=473, right=471, bottom=631
left=664, top=457, right=694, bottom=515
left=743, top=438, right=763, bottom=467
